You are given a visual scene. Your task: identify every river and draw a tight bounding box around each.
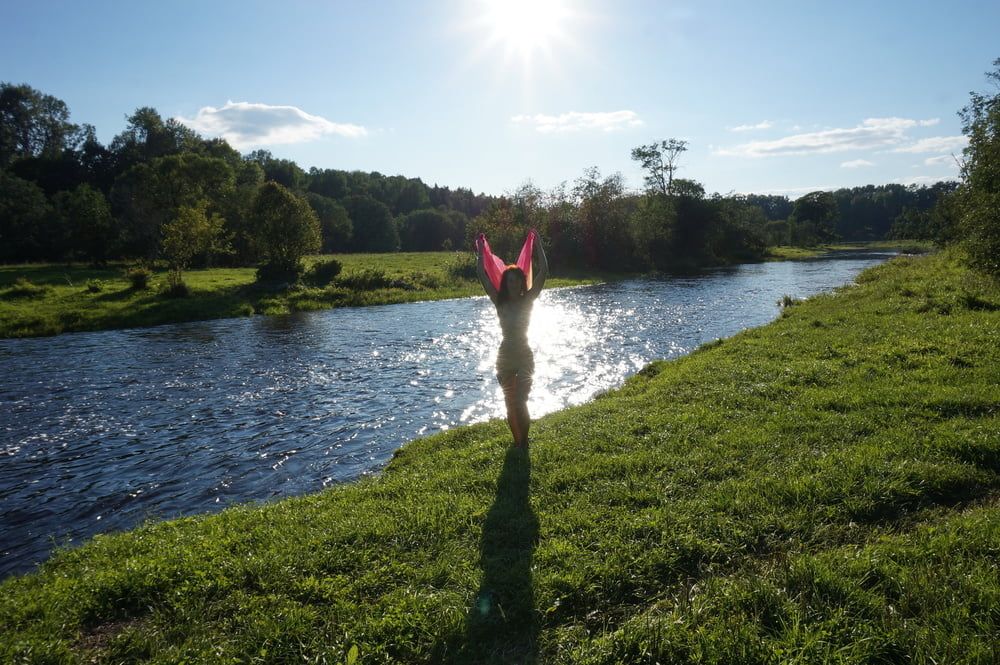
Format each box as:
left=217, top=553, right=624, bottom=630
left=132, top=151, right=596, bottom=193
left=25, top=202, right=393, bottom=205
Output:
left=0, top=251, right=895, bottom=577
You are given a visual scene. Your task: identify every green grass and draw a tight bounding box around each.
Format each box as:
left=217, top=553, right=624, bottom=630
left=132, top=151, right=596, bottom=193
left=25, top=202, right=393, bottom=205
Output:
left=0, top=252, right=595, bottom=338
left=767, top=240, right=935, bottom=261
left=2, top=250, right=998, bottom=663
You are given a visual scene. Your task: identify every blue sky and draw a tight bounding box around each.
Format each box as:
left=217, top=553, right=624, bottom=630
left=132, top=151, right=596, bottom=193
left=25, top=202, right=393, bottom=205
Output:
left=3, top=0, right=997, bottom=197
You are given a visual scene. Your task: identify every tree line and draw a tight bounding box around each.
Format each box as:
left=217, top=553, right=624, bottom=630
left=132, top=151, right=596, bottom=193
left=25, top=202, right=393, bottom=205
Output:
left=2, top=80, right=983, bottom=283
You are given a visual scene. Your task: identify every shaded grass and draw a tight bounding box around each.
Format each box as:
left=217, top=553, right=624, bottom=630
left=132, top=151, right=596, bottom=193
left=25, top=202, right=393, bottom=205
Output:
left=0, top=252, right=595, bottom=338
left=1, top=251, right=999, bottom=663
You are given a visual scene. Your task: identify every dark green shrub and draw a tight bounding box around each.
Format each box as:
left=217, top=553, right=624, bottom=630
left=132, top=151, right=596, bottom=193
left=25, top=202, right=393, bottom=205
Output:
left=337, top=268, right=393, bottom=290
left=304, top=258, right=343, bottom=286
left=256, top=261, right=305, bottom=285
left=445, top=252, right=477, bottom=281
left=125, top=266, right=152, bottom=290
left=85, top=279, right=103, bottom=293
left=161, top=280, right=189, bottom=298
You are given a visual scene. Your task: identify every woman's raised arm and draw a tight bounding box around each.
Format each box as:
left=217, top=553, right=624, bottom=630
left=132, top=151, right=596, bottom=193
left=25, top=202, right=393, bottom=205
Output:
left=475, top=235, right=499, bottom=304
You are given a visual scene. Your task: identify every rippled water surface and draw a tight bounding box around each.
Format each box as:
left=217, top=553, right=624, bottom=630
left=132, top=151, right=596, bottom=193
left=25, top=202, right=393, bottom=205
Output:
left=0, top=252, right=894, bottom=576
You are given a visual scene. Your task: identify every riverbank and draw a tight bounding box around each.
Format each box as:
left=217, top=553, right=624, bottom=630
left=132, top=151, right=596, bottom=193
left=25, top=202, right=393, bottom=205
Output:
left=2, top=251, right=997, bottom=663
left=0, top=242, right=926, bottom=339
left=0, top=252, right=599, bottom=339
left=766, top=239, right=934, bottom=261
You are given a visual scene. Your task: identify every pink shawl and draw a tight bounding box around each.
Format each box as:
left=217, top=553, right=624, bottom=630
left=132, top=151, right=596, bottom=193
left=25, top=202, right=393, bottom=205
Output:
left=476, top=230, right=536, bottom=292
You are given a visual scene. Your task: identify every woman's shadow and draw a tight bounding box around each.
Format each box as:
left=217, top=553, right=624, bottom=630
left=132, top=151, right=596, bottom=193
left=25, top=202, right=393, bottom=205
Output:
left=459, top=446, right=539, bottom=663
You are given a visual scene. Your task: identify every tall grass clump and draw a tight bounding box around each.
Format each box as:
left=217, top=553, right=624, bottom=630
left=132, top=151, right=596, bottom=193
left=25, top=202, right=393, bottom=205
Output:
left=1, top=277, right=49, bottom=299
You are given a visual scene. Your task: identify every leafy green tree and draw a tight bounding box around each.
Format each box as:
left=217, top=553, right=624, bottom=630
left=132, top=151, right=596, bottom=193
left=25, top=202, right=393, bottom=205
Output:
left=250, top=182, right=321, bottom=279
left=344, top=194, right=398, bottom=252
left=574, top=168, right=633, bottom=269
left=0, top=82, right=78, bottom=166
left=109, top=107, right=198, bottom=175
left=246, top=150, right=305, bottom=191
left=52, top=184, right=116, bottom=263
left=111, top=153, right=236, bottom=258
left=308, top=168, right=348, bottom=199
left=957, top=58, right=1000, bottom=276
left=305, top=192, right=353, bottom=252
left=789, top=191, right=839, bottom=246
left=629, top=194, right=675, bottom=270
left=394, top=178, right=431, bottom=215
left=161, top=201, right=228, bottom=290
left=398, top=209, right=454, bottom=251
left=0, top=170, right=53, bottom=262
left=631, top=139, right=688, bottom=197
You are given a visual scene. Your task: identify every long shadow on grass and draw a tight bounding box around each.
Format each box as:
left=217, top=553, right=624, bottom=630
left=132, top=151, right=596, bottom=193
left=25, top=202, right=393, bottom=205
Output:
left=459, top=446, right=539, bottom=663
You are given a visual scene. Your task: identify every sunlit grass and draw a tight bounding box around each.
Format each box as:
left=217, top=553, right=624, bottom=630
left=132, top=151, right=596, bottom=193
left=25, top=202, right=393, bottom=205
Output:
left=767, top=240, right=934, bottom=261
left=1, top=251, right=997, bottom=662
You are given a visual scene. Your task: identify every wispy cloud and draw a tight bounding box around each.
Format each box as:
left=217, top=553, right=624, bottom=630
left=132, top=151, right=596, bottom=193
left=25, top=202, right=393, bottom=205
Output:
left=715, top=117, right=943, bottom=157
left=728, top=120, right=773, bottom=132
left=747, top=185, right=838, bottom=198
left=923, top=154, right=960, bottom=167
left=511, top=110, right=643, bottom=133
left=893, top=174, right=960, bottom=187
left=176, top=101, right=367, bottom=149
left=841, top=159, right=874, bottom=168
left=892, top=135, right=968, bottom=154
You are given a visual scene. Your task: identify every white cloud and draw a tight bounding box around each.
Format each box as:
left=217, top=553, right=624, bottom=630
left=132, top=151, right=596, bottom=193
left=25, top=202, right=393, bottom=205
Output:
left=919, top=118, right=941, bottom=127
left=511, top=110, right=643, bottom=133
left=923, top=154, right=959, bottom=167
left=748, top=185, right=838, bottom=198
left=728, top=120, right=773, bottom=132
left=715, top=117, right=927, bottom=157
left=893, top=175, right=960, bottom=187
left=176, top=101, right=367, bottom=149
left=892, top=135, right=968, bottom=154
left=841, top=159, right=874, bottom=168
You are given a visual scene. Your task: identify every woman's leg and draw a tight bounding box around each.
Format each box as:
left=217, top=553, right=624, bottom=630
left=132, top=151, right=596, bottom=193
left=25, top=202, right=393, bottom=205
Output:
left=501, top=373, right=532, bottom=447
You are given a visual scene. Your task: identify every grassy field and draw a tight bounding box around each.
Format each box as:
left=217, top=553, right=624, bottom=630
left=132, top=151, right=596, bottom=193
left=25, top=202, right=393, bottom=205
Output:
left=766, top=240, right=935, bottom=261
left=0, top=252, right=595, bottom=338
left=1, top=251, right=998, bottom=663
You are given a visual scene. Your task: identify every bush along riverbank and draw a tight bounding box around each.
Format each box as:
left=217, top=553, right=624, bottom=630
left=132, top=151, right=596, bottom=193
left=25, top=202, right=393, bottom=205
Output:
left=2, top=251, right=999, bottom=663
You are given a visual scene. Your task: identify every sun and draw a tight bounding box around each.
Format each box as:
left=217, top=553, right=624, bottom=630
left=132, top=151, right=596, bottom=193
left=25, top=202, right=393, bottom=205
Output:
left=477, top=0, right=574, bottom=64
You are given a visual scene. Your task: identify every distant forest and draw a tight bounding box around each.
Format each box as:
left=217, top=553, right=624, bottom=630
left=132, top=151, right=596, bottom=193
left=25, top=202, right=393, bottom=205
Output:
left=1, top=82, right=958, bottom=273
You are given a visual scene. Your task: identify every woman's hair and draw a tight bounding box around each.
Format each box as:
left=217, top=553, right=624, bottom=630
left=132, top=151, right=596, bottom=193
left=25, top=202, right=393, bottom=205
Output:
left=497, top=265, right=527, bottom=302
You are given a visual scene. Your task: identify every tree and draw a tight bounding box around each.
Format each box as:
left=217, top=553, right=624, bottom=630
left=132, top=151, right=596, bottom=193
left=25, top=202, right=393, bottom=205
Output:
left=246, top=150, right=305, bottom=191
left=305, top=192, right=353, bottom=252
left=52, top=184, right=116, bottom=263
left=250, top=182, right=321, bottom=279
left=308, top=168, right=348, bottom=199
left=161, top=201, right=228, bottom=290
left=343, top=195, right=398, bottom=252
left=111, top=153, right=236, bottom=258
left=573, top=168, right=632, bottom=269
left=631, top=139, right=688, bottom=197
left=0, top=170, right=52, bottom=262
left=109, top=107, right=198, bottom=175
left=957, top=57, right=1000, bottom=276
left=789, top=191, right=839, bottom=246
left=398, top=209, right=454, bottom=251
left=0, top=82, right=78, bottom=166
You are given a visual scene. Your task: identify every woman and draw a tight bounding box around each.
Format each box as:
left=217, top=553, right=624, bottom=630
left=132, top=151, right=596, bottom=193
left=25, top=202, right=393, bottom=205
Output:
left=475, top=230, right=548, bottom=448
